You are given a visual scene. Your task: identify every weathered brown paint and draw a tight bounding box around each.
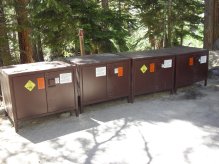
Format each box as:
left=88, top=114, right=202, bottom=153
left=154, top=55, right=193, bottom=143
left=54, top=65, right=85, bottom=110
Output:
left=119, top=50, right=175, bottom=102
left=162, top=46, right=209, bottom=92
left=0, top=61, right=78, bottom=132
left=66, top=54, right=131, bottom=113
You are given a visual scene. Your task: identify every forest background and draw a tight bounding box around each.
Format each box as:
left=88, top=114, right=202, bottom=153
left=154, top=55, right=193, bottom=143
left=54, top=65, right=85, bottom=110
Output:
left=0, top=0, right=216, bottom=65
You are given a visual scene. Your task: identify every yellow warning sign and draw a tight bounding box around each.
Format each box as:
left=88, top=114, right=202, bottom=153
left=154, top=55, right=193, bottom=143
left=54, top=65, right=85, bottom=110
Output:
left=140, top=65, right=147, bottom=73
left=24, top=80, right=36, bottom=91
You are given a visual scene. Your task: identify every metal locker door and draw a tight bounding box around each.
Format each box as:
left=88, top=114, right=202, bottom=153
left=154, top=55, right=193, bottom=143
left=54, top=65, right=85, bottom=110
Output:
left=175, top=54, right=195, bottom=88
left=107, top=61, right=130, bottom=99
left=133, top=59, right=157, bottom=95
left=82, top=64, right=107, bottom=105
left=154, top=57, right=175, bottom=92
left=46, top=70, right=76, bottom=113
left=193, top=53, right=208, bottom=83
left=13, top=74, right=47, bottom=119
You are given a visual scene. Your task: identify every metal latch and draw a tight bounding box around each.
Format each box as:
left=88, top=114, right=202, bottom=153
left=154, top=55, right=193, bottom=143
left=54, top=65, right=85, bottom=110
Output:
left=48, top=78, right=56, bottom=87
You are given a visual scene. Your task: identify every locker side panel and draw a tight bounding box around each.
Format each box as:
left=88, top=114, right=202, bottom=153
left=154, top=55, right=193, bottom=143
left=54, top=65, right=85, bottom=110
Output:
left=1, top=73, right=14, bottom=122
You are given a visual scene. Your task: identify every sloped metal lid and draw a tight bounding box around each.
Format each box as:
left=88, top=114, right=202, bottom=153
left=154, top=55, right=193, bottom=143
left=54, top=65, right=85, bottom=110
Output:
left=1, top=61, right=72, bottom=75
left=118, top=49, right=175, bottom=59
left=118, top=46, right=208, bottom=59
left=66, top=53, right=129, bottom=65
left=162, top=46, right=208, bottom=55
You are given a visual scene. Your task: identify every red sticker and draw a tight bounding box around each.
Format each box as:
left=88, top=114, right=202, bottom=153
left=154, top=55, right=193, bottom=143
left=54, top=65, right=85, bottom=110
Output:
left=37, top=77, right=45, bottom=90
left=189, top=57, right=194, bottom=66
left=118, top=67, right=123, bottom=77
left=150, top=63, right=155, bottom=73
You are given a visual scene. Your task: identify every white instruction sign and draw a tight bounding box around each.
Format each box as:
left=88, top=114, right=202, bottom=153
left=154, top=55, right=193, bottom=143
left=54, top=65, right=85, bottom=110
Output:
left=200, top=56, right=207, bottom=64
left=96, top=67, right=106, bottom=77
left=162, top=59, right=172, bottom=68
left=55, top=77, right=60, bottom=84
left=114, top=68, right=118, bottom=74
left=59, top=73, right=72, bottom=84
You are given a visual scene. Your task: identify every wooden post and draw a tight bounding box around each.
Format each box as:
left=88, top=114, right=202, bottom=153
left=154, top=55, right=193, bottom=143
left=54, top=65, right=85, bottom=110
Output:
left=79, top=29, right=85, bottom=56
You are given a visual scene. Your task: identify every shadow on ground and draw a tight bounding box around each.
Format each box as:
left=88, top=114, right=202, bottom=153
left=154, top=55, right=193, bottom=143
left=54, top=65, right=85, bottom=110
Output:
left=0, top=73, right=218, bottom=145
left=7, top=76, right=217, bottom=145
left=1, top=76, right=219, bottom=164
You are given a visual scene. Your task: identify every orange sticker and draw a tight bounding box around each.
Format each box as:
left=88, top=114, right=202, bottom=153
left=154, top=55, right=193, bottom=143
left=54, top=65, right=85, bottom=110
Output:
left=189, top=57, right=194, bottom=66
left=37, top=77, right=45, bottom=89
left=118, top=67, right=123, bottom=77
left=150, top=63, right=155, bottom=73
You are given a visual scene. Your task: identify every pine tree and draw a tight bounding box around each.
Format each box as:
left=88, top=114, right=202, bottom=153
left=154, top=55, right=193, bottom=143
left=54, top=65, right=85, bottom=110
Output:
left=133, top=0, right=204, bottom=49
left=15, top=0, right=34, bottom=63
left=0, top=0, right=13, bottom=66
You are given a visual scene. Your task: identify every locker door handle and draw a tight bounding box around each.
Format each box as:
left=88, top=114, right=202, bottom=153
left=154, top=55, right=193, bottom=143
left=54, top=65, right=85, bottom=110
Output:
left=48, top=78, right=56, bottom=87
left=108, top=66, right=114, bottom=76
left=48, top=85, right=56, bottom=87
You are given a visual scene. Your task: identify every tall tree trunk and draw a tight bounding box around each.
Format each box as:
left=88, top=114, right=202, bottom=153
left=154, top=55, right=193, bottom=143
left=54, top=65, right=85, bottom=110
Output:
left=180, top=25, right=184, bottom=46
left=167, top=0, right=172, bottom=47
left=11, top=31, right=18, bottom=57
left=204, top=0, right=219, bottom=49
left=101, top=0, right=109, bottom=9
left=149, top=29, right=156, bottom=49
left=0, top=0, right=13, bottom=66
left=204, top=0, right=214, bottom=49
left=118, top=0, right=121, bottom=16
left=163, top=10, right=168, bottom=48
left=32, top=39, right=38, bottom=61
left=15, top=0, right=34, bottom=63
left=37, top=36, right=44, bottom=61
left=32, top=36, right=44, bottom=62
left=213, top=0, right=219, bottom=43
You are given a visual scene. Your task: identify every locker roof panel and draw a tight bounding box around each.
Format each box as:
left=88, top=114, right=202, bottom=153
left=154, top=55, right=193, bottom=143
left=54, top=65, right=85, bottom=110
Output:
left=66, top=53, right=129, bottom=65
left=118, top=46, right=208, bottom=59
left=1, top=61, right=72, bottom=76
left=162, top=46, right=208, bottom=55
left=118, top=49, right=175, bottom=59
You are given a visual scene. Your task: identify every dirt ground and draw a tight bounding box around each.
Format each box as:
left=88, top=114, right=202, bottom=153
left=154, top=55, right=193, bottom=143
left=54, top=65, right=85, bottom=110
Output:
left=0, top=74, right=219, bottom=164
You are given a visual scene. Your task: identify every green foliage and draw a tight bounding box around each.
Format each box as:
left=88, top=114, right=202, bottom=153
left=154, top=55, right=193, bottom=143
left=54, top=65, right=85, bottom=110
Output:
left=1, top=0, right=206, bottom=63
left=30, top=0, right=134, bottom=59
left=132, top=0, right=204, bottom=49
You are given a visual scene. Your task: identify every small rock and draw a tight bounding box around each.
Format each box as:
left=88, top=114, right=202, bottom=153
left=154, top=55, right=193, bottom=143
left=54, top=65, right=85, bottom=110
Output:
left=31, top=121, right=39, bottom=124
left=209, top=67, right=219, bottom=79
left=59, top=112, right=70, bottom=118
left=213, top=38, right=219, bottom=50
left=211, top=67, right=219, bottom=76
left=182, top=89, right=205, bottom=100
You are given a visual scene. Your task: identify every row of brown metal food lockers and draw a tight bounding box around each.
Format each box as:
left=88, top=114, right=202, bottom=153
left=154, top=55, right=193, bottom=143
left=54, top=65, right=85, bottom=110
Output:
left=0, top=46, right=209, bottom=132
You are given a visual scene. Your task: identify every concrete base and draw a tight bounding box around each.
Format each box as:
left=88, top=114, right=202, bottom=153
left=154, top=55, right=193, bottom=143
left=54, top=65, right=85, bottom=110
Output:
left=209, top=51, right=219, bottom=68
left=0, top=78, right=219, bottom=164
